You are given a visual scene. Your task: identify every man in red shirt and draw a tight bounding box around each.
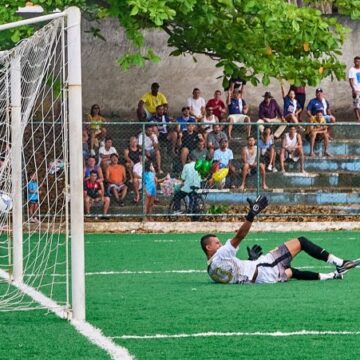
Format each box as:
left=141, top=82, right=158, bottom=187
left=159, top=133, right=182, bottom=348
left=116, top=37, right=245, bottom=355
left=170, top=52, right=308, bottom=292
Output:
left=206, top=90, right=227, bottom=120
left=84, top=171, right=110, bottom=217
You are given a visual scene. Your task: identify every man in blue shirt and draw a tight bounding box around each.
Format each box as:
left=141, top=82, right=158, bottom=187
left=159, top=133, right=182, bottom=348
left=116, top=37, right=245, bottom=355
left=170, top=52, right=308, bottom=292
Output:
left=176, top=106, right=196, bottom=133
left=306, top=88, right=336, bottom=124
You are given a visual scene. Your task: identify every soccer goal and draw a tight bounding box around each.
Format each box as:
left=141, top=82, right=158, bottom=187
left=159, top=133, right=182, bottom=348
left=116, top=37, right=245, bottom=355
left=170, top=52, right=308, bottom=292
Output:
left=0, top=7, right=85, bottom=320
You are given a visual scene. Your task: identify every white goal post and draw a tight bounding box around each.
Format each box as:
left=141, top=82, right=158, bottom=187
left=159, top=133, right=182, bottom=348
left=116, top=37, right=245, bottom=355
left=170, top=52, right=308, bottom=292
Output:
left=0, top=7, right=85, bottom=320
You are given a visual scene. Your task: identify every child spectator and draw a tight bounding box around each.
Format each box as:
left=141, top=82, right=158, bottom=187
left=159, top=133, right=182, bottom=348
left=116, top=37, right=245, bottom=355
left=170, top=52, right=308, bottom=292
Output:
left=306, top=109, right=331, bottom=157
left=87, top=104, right=107, bottom=156
left=239, top=136, right=268, bottom=191
left=144, top=160, right=165, bottom=220
left=280, top=126, right=305, bottom=173
left=27, top=173, right=42, bottom=222
left=84, top=170, right=110, bottom=217
left=106, top=153, right=128, bottom=206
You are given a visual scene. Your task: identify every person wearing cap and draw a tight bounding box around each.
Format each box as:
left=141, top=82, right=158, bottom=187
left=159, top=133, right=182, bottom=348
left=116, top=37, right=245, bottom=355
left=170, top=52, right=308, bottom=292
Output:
left=257, top=92, right=286, bottom=139
left=98, top=136, right=118, bottom=173
left=306, top=109, right=331, bottom=157
left=226, top=82, right=251, bottom=139
left=348, top=56, right=360, bottom=121
left=186, top=88, right=206, bottom=121
left=137, top=82, right=168, bottom=121
left=105, top=153, right=128, bottom=206
left=306, top=88, right=336, bottom=129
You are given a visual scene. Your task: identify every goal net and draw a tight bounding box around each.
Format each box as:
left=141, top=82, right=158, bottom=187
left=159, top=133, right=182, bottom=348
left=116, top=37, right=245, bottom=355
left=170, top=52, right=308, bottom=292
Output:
left=0, top=9, right=84, bottom=319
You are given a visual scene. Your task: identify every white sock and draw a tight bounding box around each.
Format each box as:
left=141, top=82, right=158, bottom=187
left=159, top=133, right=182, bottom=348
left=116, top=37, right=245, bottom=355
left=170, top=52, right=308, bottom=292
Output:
left=319, top=272, right=336, bottom=281
left=327, top=254, right=343, bottom=267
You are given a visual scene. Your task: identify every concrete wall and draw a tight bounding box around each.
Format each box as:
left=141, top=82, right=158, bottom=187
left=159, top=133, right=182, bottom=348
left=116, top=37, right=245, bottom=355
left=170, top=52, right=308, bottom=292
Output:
left=81, top=16, right=360, bottom=121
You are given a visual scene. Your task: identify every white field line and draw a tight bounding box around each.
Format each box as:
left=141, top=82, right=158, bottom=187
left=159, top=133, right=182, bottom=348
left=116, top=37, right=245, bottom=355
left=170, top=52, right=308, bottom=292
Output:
left=0, top=269, right=133, bottom=360
left=22, top=265, right=358, bottom=278
left=114, top=329, right=360, bottom=340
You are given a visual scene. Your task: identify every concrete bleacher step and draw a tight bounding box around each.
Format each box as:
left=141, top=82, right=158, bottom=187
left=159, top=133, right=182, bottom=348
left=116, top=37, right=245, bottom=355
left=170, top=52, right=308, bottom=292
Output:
left=206, top=190, right=360, bottom=205
left=244, top=171, right=360, bottom=188
left=302, top=139, right=360, bottom=156
left=303, top=155, right=360, bottom=172
left=332, top=124, right=360, bottom=139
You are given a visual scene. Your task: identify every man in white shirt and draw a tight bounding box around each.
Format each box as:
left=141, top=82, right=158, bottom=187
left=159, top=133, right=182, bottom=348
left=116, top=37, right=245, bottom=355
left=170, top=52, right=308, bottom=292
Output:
left=98, top=137, right=118, bottom=172
left=138, top=125, right=163, bottom=174
left=186, top=88, right=206, bottom=121
left=171, top=153, right=202, bottom=211
left=201, top=195, right=360, bottom=284
left=349, top=56, right=360, bottom=121
left=213, top=138, right=236, bottom=188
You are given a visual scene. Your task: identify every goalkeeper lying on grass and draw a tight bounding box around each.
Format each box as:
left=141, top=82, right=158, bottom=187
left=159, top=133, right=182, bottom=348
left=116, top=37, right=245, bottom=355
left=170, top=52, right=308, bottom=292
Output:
left=201, top=195, right=360, bottom=284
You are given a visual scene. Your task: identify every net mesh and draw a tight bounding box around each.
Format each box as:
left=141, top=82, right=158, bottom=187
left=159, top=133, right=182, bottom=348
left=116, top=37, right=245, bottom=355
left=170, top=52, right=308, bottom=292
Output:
left=0, top=18, right=69, bottom=311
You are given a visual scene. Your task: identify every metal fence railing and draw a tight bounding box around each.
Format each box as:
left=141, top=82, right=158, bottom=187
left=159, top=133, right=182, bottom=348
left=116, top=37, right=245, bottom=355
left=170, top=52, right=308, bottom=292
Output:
left=83, top=121, right=360, bottom=220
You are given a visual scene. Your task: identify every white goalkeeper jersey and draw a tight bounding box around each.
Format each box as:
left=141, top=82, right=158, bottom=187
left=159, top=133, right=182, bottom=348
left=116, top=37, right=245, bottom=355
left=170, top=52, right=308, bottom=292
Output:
left=207, top=240, right=257, bottom=284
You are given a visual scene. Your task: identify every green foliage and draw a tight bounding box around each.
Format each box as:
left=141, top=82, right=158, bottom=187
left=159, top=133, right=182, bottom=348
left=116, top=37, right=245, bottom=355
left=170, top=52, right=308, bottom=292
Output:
left=208, top=204, right=229, bottom=214
left=1, top=0, right=359, bottom=87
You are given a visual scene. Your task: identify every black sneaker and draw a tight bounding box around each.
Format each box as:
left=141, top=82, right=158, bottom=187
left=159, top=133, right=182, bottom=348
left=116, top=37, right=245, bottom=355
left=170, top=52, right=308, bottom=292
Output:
left=336, top=258, right=360, bottom=274
left=333, top=271, right=344, bottom=280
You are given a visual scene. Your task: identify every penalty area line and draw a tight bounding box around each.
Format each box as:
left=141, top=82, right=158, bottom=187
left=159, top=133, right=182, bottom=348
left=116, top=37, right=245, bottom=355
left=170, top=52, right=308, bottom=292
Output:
left=114, top=329, right=360, bottom=340
left=0, top=269, right=133, bottom=360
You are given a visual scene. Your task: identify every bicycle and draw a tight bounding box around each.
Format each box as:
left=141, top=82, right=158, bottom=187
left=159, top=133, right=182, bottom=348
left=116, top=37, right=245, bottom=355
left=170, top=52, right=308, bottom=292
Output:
left=168, top=185, right=209, bottom=220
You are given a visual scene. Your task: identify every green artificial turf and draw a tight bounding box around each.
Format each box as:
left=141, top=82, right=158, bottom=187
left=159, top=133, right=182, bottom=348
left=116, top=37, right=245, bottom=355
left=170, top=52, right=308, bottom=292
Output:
left=84, top=231, right=360, bottom=360
left=1, top=231, right=360, bottom=359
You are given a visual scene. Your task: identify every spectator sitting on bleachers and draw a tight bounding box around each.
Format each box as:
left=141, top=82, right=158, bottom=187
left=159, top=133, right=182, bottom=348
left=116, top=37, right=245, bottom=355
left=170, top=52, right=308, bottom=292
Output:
left=137, top=82, right=167, bottom=121
left=306, top=88, right=336, bottom=137
left=281, top=84, right=302, bottom=124
left=227, top=83, right=251, bottom=139
left=201, top=105, right=218, bottom=141
left=306, top=109, right=331, bottom=157
left=124, top=136, right=142, bottom=203
left=84, top=156, right=104, bottom=183
left=239, top=135, right=268, bottom=191
left=207, top=123, right=228, bottom=159
left=176, top=106, right=196, bottom=134
left=258, top=126, right=277, bottom=173
left=280, top=125, right=305, bottom=173
left=150, top=104, right=178, bottom=155
left=84, top=170, right=110, bottom=217
left=257, top=92, right=286, bottom=139
left=87, top=104, right=107, bottom=156
left=213, top=138, right=237, bottom=189
left=190, top=135, right=209, bottom=162
left=206, top=90, right=227, bottom=120
left=187, top=88, right=206, bottom=121
left=106, top=153, right=128, bottom=206
left=138, top=124, right=163, bottom=174
left=179, top=123, right=202, bottom=166
left=98, top=136, right=118, bottom=173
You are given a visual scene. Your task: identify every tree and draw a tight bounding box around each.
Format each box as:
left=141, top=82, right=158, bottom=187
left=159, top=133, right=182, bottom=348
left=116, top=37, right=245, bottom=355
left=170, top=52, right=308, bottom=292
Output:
left=2, top=0, right=360, bottom=87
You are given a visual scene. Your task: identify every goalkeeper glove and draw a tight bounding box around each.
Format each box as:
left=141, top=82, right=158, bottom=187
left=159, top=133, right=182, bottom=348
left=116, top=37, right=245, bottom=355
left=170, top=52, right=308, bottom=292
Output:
left=247, top=244, right=263, bottom=260
left=245, top=195, right=268, bottom=222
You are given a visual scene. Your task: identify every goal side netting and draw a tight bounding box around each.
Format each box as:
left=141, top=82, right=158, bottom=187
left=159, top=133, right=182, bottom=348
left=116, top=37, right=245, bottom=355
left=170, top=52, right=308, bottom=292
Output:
left=0, top=8, right=84, bottom=319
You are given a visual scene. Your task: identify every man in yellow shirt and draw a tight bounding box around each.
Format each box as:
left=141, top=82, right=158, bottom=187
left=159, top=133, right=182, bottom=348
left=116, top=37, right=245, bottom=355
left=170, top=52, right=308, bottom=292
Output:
left=137, top=82, right=168, bottom=121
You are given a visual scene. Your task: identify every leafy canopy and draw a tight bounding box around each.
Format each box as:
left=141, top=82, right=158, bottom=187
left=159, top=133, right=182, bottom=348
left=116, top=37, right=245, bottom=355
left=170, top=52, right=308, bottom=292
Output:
left=1, top=0, right=360, bottom=87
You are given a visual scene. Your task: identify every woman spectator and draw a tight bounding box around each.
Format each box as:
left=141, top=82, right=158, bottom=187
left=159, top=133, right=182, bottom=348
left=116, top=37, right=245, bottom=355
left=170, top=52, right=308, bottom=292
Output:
left=87, top=104, right=107, bottom=156
left=124, top=136, right=142, bottom=203
left=258, top=126, right=277, bottom=172
left=281, top=83, right=302, bottom=125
